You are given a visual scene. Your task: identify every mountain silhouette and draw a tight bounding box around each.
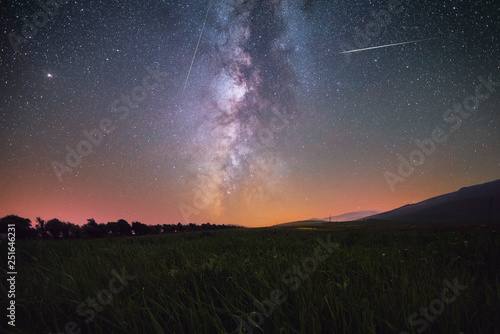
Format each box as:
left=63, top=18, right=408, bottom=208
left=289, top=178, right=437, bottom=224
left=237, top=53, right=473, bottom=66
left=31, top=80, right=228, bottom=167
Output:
left=324, top=210, right=381, bottom=222
left=364, top=179, right=500, bottom=223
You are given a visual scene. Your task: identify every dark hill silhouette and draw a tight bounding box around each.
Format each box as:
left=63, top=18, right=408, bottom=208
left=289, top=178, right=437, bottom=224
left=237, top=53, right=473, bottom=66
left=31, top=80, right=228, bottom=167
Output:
left=364, top=179, right=500, bottom=223
left=324, top=210, right=381, bottom=222
left=277, top=219, right=326, bottom=227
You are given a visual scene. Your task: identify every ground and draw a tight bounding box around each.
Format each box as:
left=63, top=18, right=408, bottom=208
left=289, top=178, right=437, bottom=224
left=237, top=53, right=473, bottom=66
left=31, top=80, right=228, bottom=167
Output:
left=2, top=222, right=499, bottom=333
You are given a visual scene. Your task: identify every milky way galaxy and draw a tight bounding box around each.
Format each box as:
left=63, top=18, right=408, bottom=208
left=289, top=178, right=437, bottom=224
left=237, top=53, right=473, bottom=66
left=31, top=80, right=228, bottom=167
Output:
left=180, top=0, right=313, bottom=221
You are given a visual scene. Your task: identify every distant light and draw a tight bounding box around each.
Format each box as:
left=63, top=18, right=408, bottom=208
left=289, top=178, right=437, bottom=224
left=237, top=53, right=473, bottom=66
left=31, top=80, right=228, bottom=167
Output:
left=47, top=73, right=53, bottom=78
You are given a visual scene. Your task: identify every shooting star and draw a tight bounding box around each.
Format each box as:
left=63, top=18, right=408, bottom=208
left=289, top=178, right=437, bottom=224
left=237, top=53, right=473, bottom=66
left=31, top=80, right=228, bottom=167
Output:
left=183, top=0, right=212, bottom=93
left=340, top=38, right=435, bottom=54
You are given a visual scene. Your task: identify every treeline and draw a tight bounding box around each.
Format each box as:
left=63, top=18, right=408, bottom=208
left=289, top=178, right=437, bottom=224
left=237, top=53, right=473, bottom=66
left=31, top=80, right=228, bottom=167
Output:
left=0, top=215, right=240, bottom=240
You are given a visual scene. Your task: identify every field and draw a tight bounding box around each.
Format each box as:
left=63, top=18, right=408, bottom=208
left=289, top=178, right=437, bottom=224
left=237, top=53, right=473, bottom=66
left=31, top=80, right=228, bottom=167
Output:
left=2, top=224, right=500, bottom=334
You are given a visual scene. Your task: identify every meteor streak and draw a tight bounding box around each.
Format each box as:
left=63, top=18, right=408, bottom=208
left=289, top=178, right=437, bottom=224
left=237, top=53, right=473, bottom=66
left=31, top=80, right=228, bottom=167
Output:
left=183, top=0, right=212, bottom=93
left=340, top=38, right=435, bottom=54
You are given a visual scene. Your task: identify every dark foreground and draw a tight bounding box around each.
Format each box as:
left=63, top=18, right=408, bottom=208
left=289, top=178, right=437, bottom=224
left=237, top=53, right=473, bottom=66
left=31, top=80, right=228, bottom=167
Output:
left=1, top=223, right=499, bottom=333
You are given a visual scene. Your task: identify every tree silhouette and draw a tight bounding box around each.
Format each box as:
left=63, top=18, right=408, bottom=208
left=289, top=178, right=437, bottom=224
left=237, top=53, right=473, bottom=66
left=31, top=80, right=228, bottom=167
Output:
left=152, top=224, right=163, bottom=234
left=97, top=223, right=109, bottom=237
left=82, top=220, right=108, bottom=238
left=67, top=223, right=82, bottom=238
left=132, top=221, right=149, bottom=236
left=83, top=218, right=100, bottom=238
left=1, top=214, right=237, bottom=240
left=163, top=224, right=175, bottom=233
left=116, top=219, right=132, bottom=236
left=107, top=219, right=132, bottom=236
left=107, top=222, right=119, bottom=236
left=35, top=217, right=47, bottom=238
left=45, top=218, right=67, bottom=239
left=0, top=215, right=35, bottom=239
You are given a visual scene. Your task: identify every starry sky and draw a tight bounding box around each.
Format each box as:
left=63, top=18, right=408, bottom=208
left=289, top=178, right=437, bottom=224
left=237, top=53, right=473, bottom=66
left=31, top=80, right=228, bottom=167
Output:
left=1, top=0, right=499, bottom=227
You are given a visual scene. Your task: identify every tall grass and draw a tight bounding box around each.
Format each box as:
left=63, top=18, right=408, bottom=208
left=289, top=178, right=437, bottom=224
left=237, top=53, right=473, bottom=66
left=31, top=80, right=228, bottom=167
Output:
left=1, top=226, right=499, bottom=333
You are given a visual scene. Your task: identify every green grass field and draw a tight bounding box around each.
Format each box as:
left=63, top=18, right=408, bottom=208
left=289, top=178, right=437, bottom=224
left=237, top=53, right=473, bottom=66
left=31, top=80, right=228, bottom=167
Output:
left=2, top=224, right=499, bottom=334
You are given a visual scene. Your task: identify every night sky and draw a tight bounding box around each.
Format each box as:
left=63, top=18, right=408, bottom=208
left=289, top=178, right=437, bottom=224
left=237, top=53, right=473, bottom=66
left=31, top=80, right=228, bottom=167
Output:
left=1, top=0, right=499, bottom=227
